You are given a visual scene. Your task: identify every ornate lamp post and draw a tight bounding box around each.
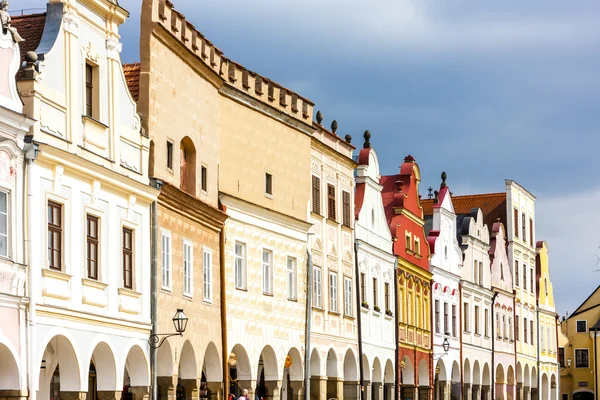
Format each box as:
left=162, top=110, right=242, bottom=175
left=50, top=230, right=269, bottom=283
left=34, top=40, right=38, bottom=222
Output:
left=149, top=309, right=188, bottom=349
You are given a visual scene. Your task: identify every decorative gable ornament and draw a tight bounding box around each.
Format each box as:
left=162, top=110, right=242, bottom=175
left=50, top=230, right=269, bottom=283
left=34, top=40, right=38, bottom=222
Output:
left=0, top=1, right=23, bottom=113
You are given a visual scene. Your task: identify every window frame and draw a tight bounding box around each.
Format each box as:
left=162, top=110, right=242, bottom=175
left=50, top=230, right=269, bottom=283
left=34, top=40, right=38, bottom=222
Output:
left=444, top=302, right=449, bottom=335
left=474, top=305, right=480, bottom=335
left=524, top=317, right=528, bottom=343
left=84, top=62, right=97, bottom=118
left=166, top=140, right=174, bottom=170
left=575, top=348, right=589, bottom=368
left=312, top=175, right=321, bottom=215
left=286, top=256, right=297, bottom=301
left=183, top=239, right=194, bottom=298
left=202, top=247, right=212, bottom=303
left=452, top=304, right=457, bottom=337
left=344, top=276, right=353, bottom=317
left=265, top=172, right=273, bottom=197
left=484, top=308, right=489, bottom=337
left=329, top=271, right=338, bottom=312
left=234, top=241, right=247, bottom=290
left=373, top=277, right=378, bottom=308
left=313, top=266, right=322, bottom=308
left=384, top=282, right=390, bottom=313
left=0, top=191, right=8, bottom=259
left=160, top=230, right=172, bottom=291
left=201, top=165, right=208, bottom=193
left=342, top=190, right=351, bottom=227
left=327, top=184, right=336, bottom=222
left=463, top=302, right=470, bottom=332
left=515, top=261, right=519, bottom=287
left=576, top=320, right=587, bottom=333
left=86, top=214, right=100, bottom=280
left=122, top=226, right=134, bottom=290
left=513, top=208, right=519, bottom=239
left=262, top=248, right=273, bottom=295
left=47, top=200, right=63, bottom=271
left=530, top=319, right=534, bottom=344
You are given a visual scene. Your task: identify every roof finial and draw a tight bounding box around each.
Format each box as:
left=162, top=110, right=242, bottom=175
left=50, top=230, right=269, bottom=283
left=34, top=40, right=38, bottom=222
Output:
left=316, top=110, right=323, bottom=125
left=331, top=120, right=338, bottom=134
left=344, top=134, right=352, bottom=144
left=363, top=130, right=371, bottom=149
left=427, top=187, right=433, bottom=199
left=440, top=171, right=447, bottom=189
left=433, top=190, right=439, bottom=204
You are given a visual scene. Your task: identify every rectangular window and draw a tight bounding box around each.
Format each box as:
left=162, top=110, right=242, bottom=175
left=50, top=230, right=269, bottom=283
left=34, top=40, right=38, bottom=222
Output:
left=312, top=176, right=321, bottom=214
left=373, top=278, right=378, bottom=307
left=167, top=141, right=173, bottom=169
left=530, top=267, right=534, bottom=293
left=344, top=277, right=353, bottom=316
left=530, top=320, right=534, bottom=344
left=327, top=184, right=336, bottom=221
left=577, top=320, right=587, bottom=333
left=529, top=218, right=534, bottom=246
left=479, top=262, right=483, bottom=285
left=122, top=227, right=133, bottom=289
left=183, top=241, right=194, bottom=297
left=516, top=317, right=520, bottom=341
left=85, top=63, right=94, bottom=117
left=463, top=302, right=469, bottom=332
left=444, top=302, right=449, bottom=335
left=503, top=315, right=507, bottom=339
left=541, top=322, right=545, bottom=350
left=559, top=348, right=565, bottom=367
left=474, top=305, right=480, bottom=335
left=452, top=305, right=457, bottom=337
left=234, top=241, right=246, bottom=289
left=201, top=166, right=207, bottom=192
left=522, top=213, right=526, bottom=241
left=360, top=273, right=366, bottom=304
left=563, top=395, right=569, bottom=400
left=407, top=295, right=412, bottom=325
left=86, top=214, right=99, bottom=280
left=509, top=317, right=513, bottom=341
left=202, top=248, right=212, bottom=302
left=0, top=192, right=7, bottom=258
left=286, top=257, right=297, bottom=300
left=398, top=289, right=403, bottom=322
left=265, top=173, right=273, bottom=195
left=496, top=313, right=501, bottom=338
left=414, top=239, right=420, bottom=256
left=523, top=265, right=527, bottom=290
left=405, top=233, right=411, bottom=250
left=161, top=231, right=172, bottom=290
left=385, top=282, right=390, bottom=312
left=262, top=249, right=273, bottom=295
left=342, top=191, right=351, bottom=227
left=415, top=297, right=420, bottom=327
left=575, top=349, right=589, bottom=368
left=484, top=309, right=489, bottom=337
left=524, top=318, right=528, bottom=343
left=47, top=201, right=62, bottom=270
left=313, top=266, right=322, bottom=308
left=514, top=208, right=519, bottom=238
left=329, top=272, right=338, bottom=312
left=515, top=261, right=519, bottom=287
left=435, top=300, right=440, bottom=333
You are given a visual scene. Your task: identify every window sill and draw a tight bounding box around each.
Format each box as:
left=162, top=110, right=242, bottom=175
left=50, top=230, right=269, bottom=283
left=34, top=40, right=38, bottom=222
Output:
left=235, top=286, right=248, bottom=292
left=474, top=333, right=482, bottom=337
left=328, top=310, right=341, bottom=316
left=203, top=298, right=213, bottom=305
left=385, top=312, right=393, bottom=319
left=312, top=306, right=324, bottom=312
left=182, top=293, right=193, bottom=300
left=161, top=286, right=172, bottom=293
left=82, top=278, right=108, bottom=290
left=42, top=268, right=72, bottom=281
left=344, top=314, right=356, bottom=321
left=264, top=193, right=273, bottom=199
left=310, top=211, right=322, bottom=219
left=263, top=292, right=274, bottom=297
left=82, top=114, right=109, bottom=129
left=287, top=298, right=298, bottom=302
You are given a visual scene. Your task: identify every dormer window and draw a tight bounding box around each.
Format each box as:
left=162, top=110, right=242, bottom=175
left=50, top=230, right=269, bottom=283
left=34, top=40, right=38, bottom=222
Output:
left=414, top=238, right=420, bottom=256
left=85, top=62, right=99, bottom=119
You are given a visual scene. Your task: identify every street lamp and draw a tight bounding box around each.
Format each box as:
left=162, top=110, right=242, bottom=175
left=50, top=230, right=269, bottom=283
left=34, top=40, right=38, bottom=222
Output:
left=560, top=358, right=572, bottom=370
left=149, top=309, right=188, bottom=349
left=434, top=333, right=451, bottom=360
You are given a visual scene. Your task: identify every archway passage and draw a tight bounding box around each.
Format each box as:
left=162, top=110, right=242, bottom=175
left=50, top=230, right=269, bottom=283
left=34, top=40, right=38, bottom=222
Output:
left=383, top=360, right=394, bottom=400
left=202, top=342, right=222, bottom=400
left=123, top=344, right=150, bottom=400
left=88, top=342, right=118, bottom=400
left=434, top=359, right=447, bottom=400
left=495, top=364, right=506, bottom=400
left=179, top=137, right=197, bottom=196
left=228, top=344, right=251, bottom=398
left=541, top=374, right=549, bottom=400
left=343, top=349, right=359, bottom=400
left=574, top=393, right=595, bottom=400
left=372, top=358, right=383, bottom=400
left=309, top=348, right=322, bottom=400
left=550, top=375, right=557, bottom=400
left=177, top=341, right=198, bottom=400
left=256, top=346, right=278, bottom=400
left=37, top=335, right=82, bottom=400
left=325, top=348, right=338, bottom=400
left=282, top=347, right=303, bottom=400
left=0, top=342, right=20, bottom=391
left=418, top=359, right=430, bottom=400
left=156, top=340, right=174, bottom=400
left=451, top=361, right=461, bottom=400
left=401, top=356, right=415, bottom=400
left=506, top=366, right=515, bottom=400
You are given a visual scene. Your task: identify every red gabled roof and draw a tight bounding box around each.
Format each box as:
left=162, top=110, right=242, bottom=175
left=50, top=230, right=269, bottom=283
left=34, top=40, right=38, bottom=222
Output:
left=12, top=13, right=47, bottom=80
left=122, top=62, right=140, bottom=101
left=422, top=192, right=507, bottom=229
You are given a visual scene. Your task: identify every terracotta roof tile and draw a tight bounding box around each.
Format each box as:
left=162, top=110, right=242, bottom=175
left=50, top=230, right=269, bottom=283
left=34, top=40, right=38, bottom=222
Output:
left=122, top=63, right=140, bottom=101
left=12, top=13, right=47, bottom=80
left=421, top=192, right=507, bottom=229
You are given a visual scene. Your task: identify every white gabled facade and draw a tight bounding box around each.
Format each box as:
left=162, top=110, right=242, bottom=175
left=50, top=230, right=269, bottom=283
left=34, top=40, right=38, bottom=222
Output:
left=17, top=1, right=157, bottom=399
left=355, top=143, right=396, bottom=400
left=458, top=208, right=493, bottom=400
left=426, top=176, right=462, bottom=400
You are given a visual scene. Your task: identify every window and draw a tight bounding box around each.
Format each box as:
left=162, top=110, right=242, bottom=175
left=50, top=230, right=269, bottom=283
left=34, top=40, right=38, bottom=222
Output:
left=47, top=201, right=62, bottom=270
left=344, top=277, right=353, bottom=316
left=201, top=165, right=207, bottom=192
left=234, top=241, right=246, bottom=289
left=179, top=139, right=196, bottom=195
left=474, top=305, right=480, bottom=334
left=577, top=321, right=587, bottom=333
left=522, top=213, right=526, bottom=241
left=474, top=260, right=479, bottom=283
left=329, top=272, right=338, bottom=312
left=161, top=231, right=172, bottom=290
left=286, top=257, right=297, bottom=300
left=444, top=302, right=449, bottom=334
left=385, top=283, right=390, bottom=312
left=313, top=266, right=322, bottom=308
left=405, top=233, right=411, bottom=250
left=575, top=349, right=589, bottom=368
left=496, top=313, right=501, bottom=339
left=523, top=265, right=527, bottom=290
left=524, top=318, right=528, bottom=343
left=452, top=305, right=457, bottom=337
left=166, top=141, right=173, bottom=169
left=509, top=317, right=513, bottom=341
left=183, top=241, right=194, bottom=297
left=398, top=289, right=403, bottom=322
left=530, top=320, right=534, bottom=344
left=360, top=273, right=366, bottom=303
left=559, top=348, right=565, bottom=367
left=529, top=218, right=534, bottom=246
left=515, top=261, right=519, bottom=287
left=407, top=295, right=412, bottom=325
left=435, top=300, right=440, bottom=334
left=262, top=249, right=273, bottom=295
left=502, top=315, right=507, bottom=339
left=484, top=309, right=489, bottom=337
left=414, top=239, right=420, bottom=256
left=530, top=267, right=534, bottom=293
left=85, top=63, right=96, bottom=117
left=516, top=317, right=520, bottom=341
left=0, top=192, right=7, bottom=258
left=463, top=302, right=469, bottom=332
left=415, top=297, right=420, bottom=327
left=122, top=227, right=133, bottom=289
left=265, top=173, right=273, bottom=196
left=327, top=184, right=336, bottom=221
left=86, top=215, right=99, bottom=279
left=541, top=322, right=545, bottom=351
left=513, top=208, right=519, bottom=238
left=201, top=248, right=211, bottom=301
left=479, top=262, right=483, bottom=285
left=342, top=191, right=351, bottom=227
left=312, top=176, right=321, bottom=214
left=373, top=278, right=378, bottom=307
left=563, top=395, right=568, bottom=400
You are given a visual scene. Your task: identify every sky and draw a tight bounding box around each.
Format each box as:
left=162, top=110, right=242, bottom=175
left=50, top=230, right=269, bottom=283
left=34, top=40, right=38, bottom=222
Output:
left=12, top=0, right=600, bottom=315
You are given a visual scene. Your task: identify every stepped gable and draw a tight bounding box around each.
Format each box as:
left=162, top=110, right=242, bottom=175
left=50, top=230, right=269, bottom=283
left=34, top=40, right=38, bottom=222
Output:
left=151, top=0, right=314, bottom=125
left=12, top=12, right=47, bottom=79
left=422, top=192, right=506, bottom=230
left=123, top=63, right=140, bottom=101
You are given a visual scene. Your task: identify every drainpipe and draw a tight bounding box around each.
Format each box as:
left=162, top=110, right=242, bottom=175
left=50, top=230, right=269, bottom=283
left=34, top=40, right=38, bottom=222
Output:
left=394, top=258, right=399, bottom=400
left=24, top=138, right=38, bottom=400
left=594, top=327, right=598, bottom=400
left=149, top=178, right=163, bottom=400
left=354, top=240, right=365, bottom=400
left=220, top=216, right=228, bottom=400
left=459, top=283, right=464, bottom=400
left=491, top=291, right=499, bottom=400
left=536, top=307, right=540, bottom=399
left=304, top=232, right=313, bottom=400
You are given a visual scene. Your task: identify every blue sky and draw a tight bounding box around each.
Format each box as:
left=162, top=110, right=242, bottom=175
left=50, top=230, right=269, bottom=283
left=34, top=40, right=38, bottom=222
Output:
left=13, top=0, right=600, bottom=315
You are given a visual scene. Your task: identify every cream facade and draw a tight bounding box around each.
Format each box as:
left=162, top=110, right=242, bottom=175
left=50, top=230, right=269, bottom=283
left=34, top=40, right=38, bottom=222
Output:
left=17, top=1, right=157, bottom=400
left=355, top=142, right=396, bottom=400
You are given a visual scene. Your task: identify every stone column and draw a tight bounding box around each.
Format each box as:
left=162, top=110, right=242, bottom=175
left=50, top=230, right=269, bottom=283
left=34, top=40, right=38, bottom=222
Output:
left=364, top=381, right=371, bottom=400
left=402, top=385, right=415, bottom=400
left=372, top=382, right=383, bottom=400
left=180, top=379, right=199, bottom=400
left=158, top=377, right=177, bottom=400
left=480, top=385, right=490, bottom=400
left=264, top=380, right=282, bottom=400
left=383, top=383, right=394, bottom=400
left=462, top=383, right=471, bottom=400
left=310, top=376, right=326, bottom=400
left=523, top=387, right=531, bottom=400
left=289, top=380, right=304, bottom=400
left=205, top=382, right=221, bottom=400
left=342, top=381, right=360, bottom=400
left=98, top=392, right=123, bottom=400
left=531, top=388, right=538, bottom=400
left=60, top=392, right=87, bottom=400
left=130, top=386, right=150, bottom=400
left=470, top=385, right=479, bottom=400
left=335, top=378, right=344, bottom=400
left=0, top=391, right=28, bottom=400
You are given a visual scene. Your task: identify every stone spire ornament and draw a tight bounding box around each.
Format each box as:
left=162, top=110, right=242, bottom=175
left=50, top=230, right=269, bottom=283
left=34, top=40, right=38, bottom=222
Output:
left=331, top=120, right=338, bottom=134
left=363, top=130, right=371, bottom=149
left=344, top=134, right=352, bottom=144
left=0, top=1, right=24, bottom=43
left=440, top=171, right=447, bottom=189
left=316, top=110, right=323, bottom=125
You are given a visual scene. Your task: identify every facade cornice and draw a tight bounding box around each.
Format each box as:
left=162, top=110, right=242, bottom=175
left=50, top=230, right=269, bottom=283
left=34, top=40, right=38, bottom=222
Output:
left=310, top=137, right=357, bottom=170
left=398, top=259, right=433, bottom=281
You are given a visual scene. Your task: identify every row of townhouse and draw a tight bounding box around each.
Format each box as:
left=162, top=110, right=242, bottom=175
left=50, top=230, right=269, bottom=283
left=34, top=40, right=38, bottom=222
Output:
left=0, top=1, right=562, bottom=400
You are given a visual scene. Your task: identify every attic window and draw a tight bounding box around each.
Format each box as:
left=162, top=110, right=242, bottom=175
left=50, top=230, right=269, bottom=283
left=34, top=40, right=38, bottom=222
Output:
left=576, top=320, right=587, bottom=333
left=84, top=62, right=99, bottom=119
left=414, top=238, right=420, bottom=256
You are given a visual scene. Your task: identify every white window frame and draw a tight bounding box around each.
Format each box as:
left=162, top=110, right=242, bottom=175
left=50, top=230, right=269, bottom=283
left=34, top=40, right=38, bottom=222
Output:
left=161, top=230, right=172, bottom=291
left=203, top=247, right=212, bottom=303
left=286, top=256, right=297, bottom=301
left=435, top=300, right=440, bottom=334
left=234, top=241, right=246, bottom=290
left=313, top=266, right=322, bottom=308
left=344, top=276, right=352, bottom=316
left=0, top=191, right=8, bottom=258
left=262, top=248, right=273, bottom=295
left=183, top=239, right=193, bottom=297
left=329, top=271, right=338, bottom=312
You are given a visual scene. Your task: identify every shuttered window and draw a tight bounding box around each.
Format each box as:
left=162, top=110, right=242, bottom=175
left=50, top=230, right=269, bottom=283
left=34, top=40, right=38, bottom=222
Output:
left=312, top=176, right=321, bottom=214
left=327, top=184, right=336, bottom=221
left=342, top=191, right=351, bottom=227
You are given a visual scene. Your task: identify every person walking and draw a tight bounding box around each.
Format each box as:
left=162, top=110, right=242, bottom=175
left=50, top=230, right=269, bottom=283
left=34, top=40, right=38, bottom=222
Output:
left=238, top=389, right=249, bottom=400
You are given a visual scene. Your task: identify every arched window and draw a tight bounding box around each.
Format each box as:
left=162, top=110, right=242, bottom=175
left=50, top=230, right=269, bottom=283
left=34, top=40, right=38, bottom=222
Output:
left=180, top=137, right=196, bottom=196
